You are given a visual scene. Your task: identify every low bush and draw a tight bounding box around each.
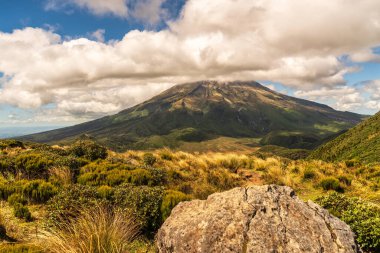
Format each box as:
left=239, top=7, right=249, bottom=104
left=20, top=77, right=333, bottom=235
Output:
left=113, top=185, right=164, bottom=234
left=338, top=175, right=352, bottom=186
left=0, top=140, right=25, bottom=150
left=13, top=204, right=32, bottom=222
left=97, top=185, right=114, bottom=200
left=0, top=213, right=6, bottom=239
left=303, top=168, right=316, bottom=180
left=22, top=180, right=58, bottom=203
left=161, top=190, right=191, bottom=221
left=69, top=140, right=107, bottom=161
left=160, top=150, right=173, bottom=161
left=0, top=244, right=42, bottom=253
left=317, top=193, right=380, bottom=252
left=47, top=185, right=101, bottom=225
left=319, top=177, right=344, bottom=192
left=14, top=153, right=53, bottom=179
left=8, top=193, right=27, bottom=206
left=143, top=153, right=157, bottom=166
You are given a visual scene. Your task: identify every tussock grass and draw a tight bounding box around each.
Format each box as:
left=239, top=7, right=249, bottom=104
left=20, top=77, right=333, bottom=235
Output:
left=39, top=205, right=139, bottom=253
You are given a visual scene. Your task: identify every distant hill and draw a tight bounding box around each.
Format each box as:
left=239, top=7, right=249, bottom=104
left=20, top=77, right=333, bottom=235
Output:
left=309, top=112, right=380, bottom=163
left=20, top=81, right=365, bottom=151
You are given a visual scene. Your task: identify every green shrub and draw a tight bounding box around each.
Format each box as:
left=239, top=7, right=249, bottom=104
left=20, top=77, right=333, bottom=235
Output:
left=47, top=185, right=101, bottom=225
left=0, top=140, right=25, bottom=150
left=338, top=175, right=352, bottom=186
left=0, top=159, right=12, bottom=174
left=97, top=185, right=114, bottom=200
left=22, top=180, right=58, bottom=203
left=0, top=244, right=42, bottom=253
left=143, top=153, right=157, bottom=166
left=0, top=213, right=6, bottom=239
left=317, top=193, right=380, bottom=252
left=15, top=153, right=53, bottom=179
left=161, top=190, right=190, bottom=221
left=69, top=140, right=107, bottom=161
left=0, top=182, right=17, bottom=200
left=319, top=177, right=344, bottom=192
left=303, top=168, right=316, bottom=180
left=8, top=193, right=27, bottom=206
left=113, top=185, right=164, bottom=234
left=127, top=169, right=154, bottom=186
left=160, top=151, right=173, bottom=161
left=13, top=204, right=32, bottom=222
left=345, top=160, right=359, bottom=167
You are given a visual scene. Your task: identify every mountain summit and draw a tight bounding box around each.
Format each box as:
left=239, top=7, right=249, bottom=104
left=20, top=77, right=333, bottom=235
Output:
left=21, top=81, right=364, bottom=150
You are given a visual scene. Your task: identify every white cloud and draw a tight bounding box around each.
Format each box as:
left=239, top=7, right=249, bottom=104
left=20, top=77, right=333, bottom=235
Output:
left=295, top=87, right=364, bottom=111
left=45, top=0, right=129, bottom=18
left=45, top=0, right=168, bottom=24
left=132, top=0, right=167, bottom=25
left=2, top=0, right=380, bottom=122
left=90, top=29, right=105, bottom=42
left=350, top=49, right=380, bottom=63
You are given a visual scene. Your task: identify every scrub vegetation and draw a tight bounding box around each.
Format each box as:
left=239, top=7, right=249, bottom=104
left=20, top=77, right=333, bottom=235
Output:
left=0, top=139, right=378, bottom=252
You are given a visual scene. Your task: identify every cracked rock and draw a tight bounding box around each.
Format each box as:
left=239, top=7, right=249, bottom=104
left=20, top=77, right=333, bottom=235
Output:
left=156, top=185, right=360, bottom=253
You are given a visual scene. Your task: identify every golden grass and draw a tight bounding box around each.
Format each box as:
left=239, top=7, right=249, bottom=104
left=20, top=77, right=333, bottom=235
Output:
left=107, top=149, right=380, bottom=203
left=39, top=205, right=139, bottom=253
left=48, top=167, right=73, bottom=186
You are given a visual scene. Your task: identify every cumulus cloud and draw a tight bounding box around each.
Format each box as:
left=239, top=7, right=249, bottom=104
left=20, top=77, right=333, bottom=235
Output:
left=295, top=80, right=380, bottom=112
left=132, top=0, right=167, bottom=25
left=45, top=0, right=129, bottom=18
left=45, top=0, right=168, bottom=24
left=90, top=29, right=105, bottom=42
left=350, top=49, right=380, bottom=63
left=2, top=0, right=380, bottom=123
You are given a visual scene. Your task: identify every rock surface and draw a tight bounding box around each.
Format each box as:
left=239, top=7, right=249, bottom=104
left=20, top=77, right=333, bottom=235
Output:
left=156, top=185, right=360, bottom=253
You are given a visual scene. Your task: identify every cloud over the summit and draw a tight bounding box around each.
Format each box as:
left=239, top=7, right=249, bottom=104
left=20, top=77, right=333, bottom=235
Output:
left=2, top=0, right=380, bottom=122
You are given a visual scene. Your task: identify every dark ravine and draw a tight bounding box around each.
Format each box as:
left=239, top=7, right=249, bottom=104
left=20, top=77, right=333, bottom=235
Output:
left=156, top=185, right=360, bottom=253
left=19, top=81, right=365, bottom=151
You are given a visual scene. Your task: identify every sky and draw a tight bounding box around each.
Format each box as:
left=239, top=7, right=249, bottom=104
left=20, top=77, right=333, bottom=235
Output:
left=0, top=0, right=380, bottom=130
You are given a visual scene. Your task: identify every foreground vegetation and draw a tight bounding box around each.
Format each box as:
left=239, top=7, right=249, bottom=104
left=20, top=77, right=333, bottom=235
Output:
left=0, top=139, right=379, bottom=252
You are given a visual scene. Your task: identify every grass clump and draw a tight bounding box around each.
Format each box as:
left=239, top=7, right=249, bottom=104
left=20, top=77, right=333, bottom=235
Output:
left=143, top=153, right=157, bottom=166
left=13, top=203, right=32, bottom=222
left=40, top=205, right=139, bottom=253
left=8, top=193, right=27, bottom=206
left=302, top=167, right=317, bottom=180
left=319, top=177, right=344, bottom=192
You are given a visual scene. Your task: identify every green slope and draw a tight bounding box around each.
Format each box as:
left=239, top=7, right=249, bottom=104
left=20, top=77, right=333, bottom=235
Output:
left=309, top=112, right=380, bottom=163
left=19, top=81, right=365, bottom=151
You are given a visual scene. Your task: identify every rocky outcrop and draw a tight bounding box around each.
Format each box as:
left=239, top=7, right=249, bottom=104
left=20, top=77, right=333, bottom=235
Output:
left=156, top=185, right=360, bottom=253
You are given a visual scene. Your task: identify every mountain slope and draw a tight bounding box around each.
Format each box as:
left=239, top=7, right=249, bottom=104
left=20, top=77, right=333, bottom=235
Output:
left=309, top=112, right=380, bottom=163
left=20, top=81, right=365, bottom=151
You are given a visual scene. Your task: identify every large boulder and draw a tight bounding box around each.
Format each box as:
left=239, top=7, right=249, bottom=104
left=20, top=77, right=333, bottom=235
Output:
left=156, top=185, right=360, bottom=253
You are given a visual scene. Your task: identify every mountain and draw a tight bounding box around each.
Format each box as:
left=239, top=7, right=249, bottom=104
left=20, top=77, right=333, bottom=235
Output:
left=309, top=111, right=380, bottom=163
left=20, top=81, right=365, bottom=151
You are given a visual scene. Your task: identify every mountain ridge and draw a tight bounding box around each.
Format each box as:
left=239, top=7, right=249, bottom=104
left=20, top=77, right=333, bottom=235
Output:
left=19, top=80, right=365, bottom=151
left=309, top=111, right=380, bottom=163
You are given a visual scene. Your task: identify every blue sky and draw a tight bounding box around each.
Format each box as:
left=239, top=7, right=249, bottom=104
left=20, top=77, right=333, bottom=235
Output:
left=0, top=0, right=380, bottom=130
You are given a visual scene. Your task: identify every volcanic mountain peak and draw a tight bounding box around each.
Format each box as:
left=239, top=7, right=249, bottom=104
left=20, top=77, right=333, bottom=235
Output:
left=20, top=80, right=365, bottom=151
